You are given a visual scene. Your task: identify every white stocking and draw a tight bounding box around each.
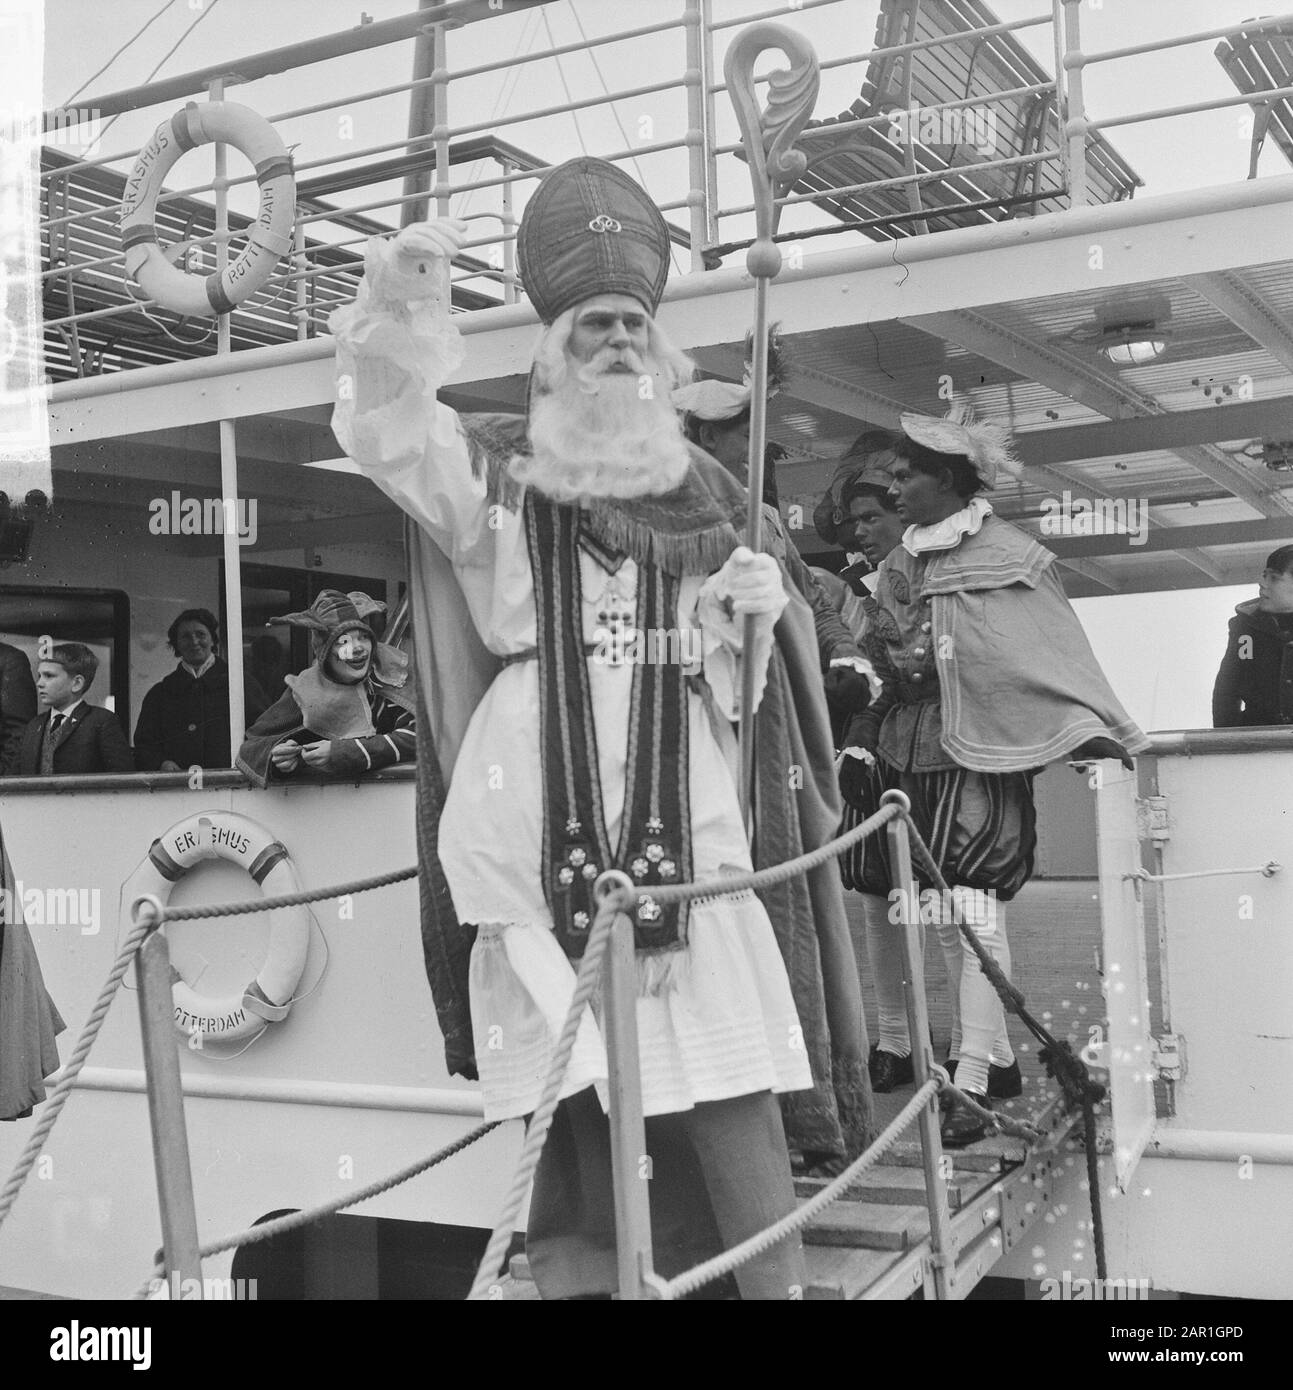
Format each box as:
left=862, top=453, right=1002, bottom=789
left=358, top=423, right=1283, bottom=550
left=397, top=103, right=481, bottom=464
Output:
left=936, top=889, right=1013, bottom=1095
left=862, top=892, right=925, bottom=1057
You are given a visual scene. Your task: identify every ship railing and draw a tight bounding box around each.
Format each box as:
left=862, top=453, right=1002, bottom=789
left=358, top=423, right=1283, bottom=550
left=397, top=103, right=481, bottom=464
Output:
left=0, top=783, right=1097, bottom=1299
left=0, top=854, right=510, bottom=1300
left=37, top=0, right=1110, bottom=376
left=38, top=1, right=1293, bottom=377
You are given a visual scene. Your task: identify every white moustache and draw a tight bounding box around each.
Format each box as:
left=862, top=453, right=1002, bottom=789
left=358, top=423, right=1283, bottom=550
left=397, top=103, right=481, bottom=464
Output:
left=575, top=349, right=646, bottom=391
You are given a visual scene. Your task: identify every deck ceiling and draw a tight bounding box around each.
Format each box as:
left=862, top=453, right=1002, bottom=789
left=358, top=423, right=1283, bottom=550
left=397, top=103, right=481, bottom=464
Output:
left=760, top=258, right=1293, bottom=597
left=46, top=187, right=1293, bottom=602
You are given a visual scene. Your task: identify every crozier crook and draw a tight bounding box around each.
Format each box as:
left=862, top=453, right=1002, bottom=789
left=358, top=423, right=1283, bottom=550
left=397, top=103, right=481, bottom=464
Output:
left=724, top=22, right=820, bottom=819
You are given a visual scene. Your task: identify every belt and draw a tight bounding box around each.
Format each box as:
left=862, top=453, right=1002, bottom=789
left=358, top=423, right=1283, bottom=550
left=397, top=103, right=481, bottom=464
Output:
left=500, top=642, right=601, bottom=668
left=894, top=683, right=940, bottom=705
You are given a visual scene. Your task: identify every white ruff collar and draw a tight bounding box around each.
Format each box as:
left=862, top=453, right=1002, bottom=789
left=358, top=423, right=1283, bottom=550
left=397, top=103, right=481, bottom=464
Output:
left=902, top=497, right=993, bottom=556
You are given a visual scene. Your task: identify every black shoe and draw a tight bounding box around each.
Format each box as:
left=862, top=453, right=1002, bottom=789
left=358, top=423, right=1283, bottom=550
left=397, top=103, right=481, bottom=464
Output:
left=944, top=1058, right=1022, bottom=1101
left=940, top=1092, right=990, bottom=1148
left=868, top=1046, right=914, bottom=1093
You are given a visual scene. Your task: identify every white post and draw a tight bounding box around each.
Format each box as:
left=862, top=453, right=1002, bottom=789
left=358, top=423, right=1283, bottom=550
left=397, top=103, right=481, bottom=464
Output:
left=684, top=0, right=711, bottom=272
left=211, top=77, right=246, bottom=762
left=433, top=25, right=451, bottom=219
left=1062, top=0, right=1089, bottom=207
left=884, top=794, right=956, bottom=1301
left=602, top=904, right=655, bottom=1299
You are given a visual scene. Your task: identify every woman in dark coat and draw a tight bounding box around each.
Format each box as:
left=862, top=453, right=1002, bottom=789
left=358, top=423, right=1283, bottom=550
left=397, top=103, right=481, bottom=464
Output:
left=1212, top=545, right=1293, bottom=728
left=133, top=608, right=268, bottom=771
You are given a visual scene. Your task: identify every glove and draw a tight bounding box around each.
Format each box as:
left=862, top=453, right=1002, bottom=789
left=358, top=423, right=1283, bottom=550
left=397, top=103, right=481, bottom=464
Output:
left=394, top=218, right=470, bottom=264
left=366, top=218, right=469, bottom=307
left=838, top=745, right=877, bottom=810
left=721, top=546, right=788, bottom=619
left=824, top=663, right=874, bottom=715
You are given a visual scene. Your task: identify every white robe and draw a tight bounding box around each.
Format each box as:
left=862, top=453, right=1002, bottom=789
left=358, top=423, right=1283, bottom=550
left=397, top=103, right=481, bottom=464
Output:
left=331, top=300, right=812, bottom=1122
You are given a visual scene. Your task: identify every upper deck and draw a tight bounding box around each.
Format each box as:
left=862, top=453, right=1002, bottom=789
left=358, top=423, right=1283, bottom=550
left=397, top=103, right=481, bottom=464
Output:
left=25, top=0, right=1293, bottom=610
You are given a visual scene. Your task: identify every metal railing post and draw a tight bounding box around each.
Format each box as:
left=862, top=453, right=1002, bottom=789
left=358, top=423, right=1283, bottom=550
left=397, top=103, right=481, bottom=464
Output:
left=135, top=914, right=202, bottom=1297
left=1050, top=0, right=1073, bottom=194
left=602, top=908, right=655, bottom=1300
left=292, top=215, right=309, bottom=339
left=500, top=156, right=517, bottom=303
left=882, top=793, right=956, bottom=1300
left=1061, top=0, right=1089, bottom=207
left=700, top=0, right=720, bottom=249
left=210, top=76, right=246, bottom=762
left=684, top=0, right=711, bottom=270
left=432, top=25, right=451, bottom=220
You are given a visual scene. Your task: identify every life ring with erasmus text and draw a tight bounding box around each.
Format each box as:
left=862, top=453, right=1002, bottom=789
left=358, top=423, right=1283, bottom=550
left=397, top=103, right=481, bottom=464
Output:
left=124, top=811, right=310, bottom=1046
left=120, top=100, right=295, bottom=317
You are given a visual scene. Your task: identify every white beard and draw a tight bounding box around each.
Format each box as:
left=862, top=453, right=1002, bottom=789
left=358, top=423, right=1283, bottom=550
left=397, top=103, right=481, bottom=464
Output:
left=514, top=348, right=692, bottom=503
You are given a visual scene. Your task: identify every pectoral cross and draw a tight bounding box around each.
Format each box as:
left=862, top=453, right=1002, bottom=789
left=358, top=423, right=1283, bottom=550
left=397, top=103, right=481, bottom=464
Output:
left=594, top=573, right=636, bottom=667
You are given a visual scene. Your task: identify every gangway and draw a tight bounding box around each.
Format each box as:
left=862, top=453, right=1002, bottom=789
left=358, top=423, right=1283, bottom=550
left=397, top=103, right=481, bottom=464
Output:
left=499, top=1095, right=1080, bottom=1300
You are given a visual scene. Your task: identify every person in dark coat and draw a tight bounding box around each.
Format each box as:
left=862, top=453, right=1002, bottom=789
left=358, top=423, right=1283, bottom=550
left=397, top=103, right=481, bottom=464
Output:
left=1213, top=544, right=1293, bottom=728
left=133, top=608, right=268, bottom=771
left=5, top=643, right=133, bottom=775
left=0, top=641, right=37, bottom=770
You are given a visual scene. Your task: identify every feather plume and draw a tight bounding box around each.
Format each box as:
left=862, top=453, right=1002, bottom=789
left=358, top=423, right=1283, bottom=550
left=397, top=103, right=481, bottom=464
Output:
left=900, top=397, right=1022, bottom=491
left=741, top=321, right=791, bottom=396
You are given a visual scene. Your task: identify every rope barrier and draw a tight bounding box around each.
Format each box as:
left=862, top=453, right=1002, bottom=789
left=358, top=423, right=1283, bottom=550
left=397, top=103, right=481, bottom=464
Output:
left=664, top=1080, right=940, bottom=1298
left=466, top=897, right=621, bottom=1301
left=132, top=1120, right=501, bottom=1299
left=898, top=813, right=1109, bottom=1280
left=140, top=863, right=418, bottom=922
left=633, top=801, right=904, bottom=905
left=0, top=915, right=153, bottom=1230
left=0, top=862, right=418, bottom=1233
left=2, top=774, right=1099, bottom=1299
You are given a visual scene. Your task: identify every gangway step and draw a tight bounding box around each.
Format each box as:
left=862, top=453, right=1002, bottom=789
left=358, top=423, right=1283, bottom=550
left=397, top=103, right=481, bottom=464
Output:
left=883, top=1141, right=1022, bottom=1173
left=794, top=1165, right=974, bottom=1211
left=504, top=1248, right=917, bottom=1300
left=803, top=1244, right=917, bottom=1301
left=801, top=1197, right=928, bottom=1251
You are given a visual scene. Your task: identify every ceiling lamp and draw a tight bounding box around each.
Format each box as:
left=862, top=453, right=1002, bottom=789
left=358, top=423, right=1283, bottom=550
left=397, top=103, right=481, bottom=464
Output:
left=1262, top=439, right=1293, bottom=472
left=1099, top=324, right=1168, bottom=366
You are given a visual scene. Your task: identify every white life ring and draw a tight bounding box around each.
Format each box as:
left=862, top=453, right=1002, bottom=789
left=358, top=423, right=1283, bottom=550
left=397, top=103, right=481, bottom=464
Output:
left=121, top=100, right=296, bottom=317
left=123, top=811, right=310, bottom=1045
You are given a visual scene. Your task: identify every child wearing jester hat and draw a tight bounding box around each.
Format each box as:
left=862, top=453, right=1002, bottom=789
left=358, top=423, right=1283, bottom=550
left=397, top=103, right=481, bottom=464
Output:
left=236, top=590, right=416, bottom=785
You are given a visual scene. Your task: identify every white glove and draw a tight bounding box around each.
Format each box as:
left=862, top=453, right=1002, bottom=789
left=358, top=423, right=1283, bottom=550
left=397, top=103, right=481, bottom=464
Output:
left=839, top=745, right=877, bottom=769
left=365, top=218, right=469, bottom=308
left=394, top=218, right=470, bottom=264
left=719, top=546, right=788, bottom=619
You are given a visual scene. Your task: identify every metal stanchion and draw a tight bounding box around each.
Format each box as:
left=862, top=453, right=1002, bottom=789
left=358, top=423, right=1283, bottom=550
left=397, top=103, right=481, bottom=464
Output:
left=598, top=877, right=656, bottom=1299
left=133, top=898, right=203, bottom=1298
left=882, top=792, right=956, bottom=1300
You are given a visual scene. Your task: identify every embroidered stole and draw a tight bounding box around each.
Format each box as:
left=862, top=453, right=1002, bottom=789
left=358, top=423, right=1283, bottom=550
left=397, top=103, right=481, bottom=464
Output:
left=524, top=493, right=692, bottom=968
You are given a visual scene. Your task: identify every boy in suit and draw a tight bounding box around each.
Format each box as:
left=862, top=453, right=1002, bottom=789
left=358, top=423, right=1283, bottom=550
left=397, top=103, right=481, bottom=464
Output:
left=4, top=643, right=133, bottom=776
